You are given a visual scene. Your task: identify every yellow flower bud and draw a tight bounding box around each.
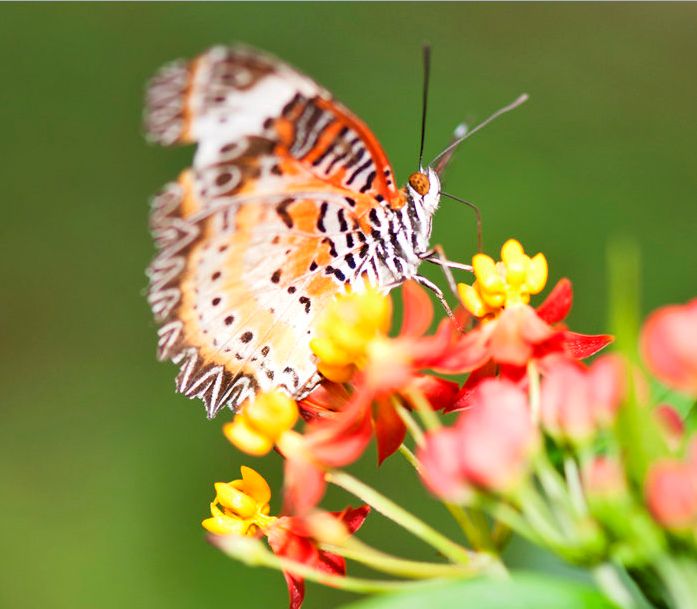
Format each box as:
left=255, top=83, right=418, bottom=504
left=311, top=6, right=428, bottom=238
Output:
left=311, top=286, right=392, bottom=381
left=527, top=253, right=548, bottom=294
left=245, top=390, right=298, bottom=440
left=223, top=417, right=274, bottom=456
left=501, top=238, right=525, bottom=262
left=214, top=482, right=258, bottom=518
left=458, top=283, right=489, bottom=318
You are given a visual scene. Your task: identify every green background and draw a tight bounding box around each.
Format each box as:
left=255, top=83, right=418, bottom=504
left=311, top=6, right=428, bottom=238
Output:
left=2, top=3, right=697, bottom=608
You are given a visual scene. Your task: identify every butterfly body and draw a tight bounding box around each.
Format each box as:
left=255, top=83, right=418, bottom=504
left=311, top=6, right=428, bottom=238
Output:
left=146, top=46, right=441, bottom=417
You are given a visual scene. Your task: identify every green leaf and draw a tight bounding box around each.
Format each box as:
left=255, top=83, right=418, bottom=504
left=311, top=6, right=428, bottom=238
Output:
left=338, top=573, right=618, bottom=609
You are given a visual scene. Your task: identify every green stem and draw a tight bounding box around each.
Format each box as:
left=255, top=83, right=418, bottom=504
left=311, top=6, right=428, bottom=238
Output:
left=405, top=387, right=442, bottom=432
left=326, top=469, right=473, bottom=566
left=592, top=562, right=652, bottom=609
left=214, top=535, right=433, bottom=594
left=656, top=555, right=697, bottom=609
left=444, top=502, right=495, bottom=552
left=398, top=444, right=422, bottom=472
left=395, top=439, right=495, bottom=552
left=563, top=455, right=588, bottom=517
left=320, top=537, right=486, bottom=580
left=393, top=398, right=426, bottom=446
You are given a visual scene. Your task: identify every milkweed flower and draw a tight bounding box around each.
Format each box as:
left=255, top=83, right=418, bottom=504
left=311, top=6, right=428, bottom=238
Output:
left=444, top=249, right=613, bottom=411
left=203, top=466, right=369, bottom=609
left=645, top=439, right=697, bottom=531
left=265, top=506, right=370, bottom=609
left=539, top=355, right=625, bottom=445
left=418, top=379, right=540, bottom=501
left=641, top=298, right=697, bottom=395
left=202, top=466, right=276, bottom=536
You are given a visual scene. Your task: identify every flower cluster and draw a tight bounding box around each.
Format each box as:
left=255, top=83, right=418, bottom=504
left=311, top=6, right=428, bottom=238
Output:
left=198, top=239, right=697, bottom=609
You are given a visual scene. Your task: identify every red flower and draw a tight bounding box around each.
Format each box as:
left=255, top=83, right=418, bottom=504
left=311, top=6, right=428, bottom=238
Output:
left=641, top=298, right=697, bottom=395
left=445, top=279, right=613, bottom=413
left=539, top=354, right=625, bottom=444
left=645, top=439, right=697, bottom=531
left=418, top=378, right=539, bottom=500
left=266, top=506, right=370, bottom=609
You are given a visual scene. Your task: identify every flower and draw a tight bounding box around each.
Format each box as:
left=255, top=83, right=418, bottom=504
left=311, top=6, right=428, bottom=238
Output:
left=444, top=276, right=614, bottom=413
left=458, top=239, right=548, bottom=318
left=582, top=456, right=627, bottom=500
left=641, top=298, right=697, bottom=395
left=201, top=466, right=276, bottom=535
left=309, top=285, right=391, bottom=382
left=655, top=404, right=685, bottom=449
left=203, top=466, right=369, bottom=609
left=645, top=439, right=697, bottom=531
left=306, top=281, right=460, bottom=465
left=539, top=355, right=625, bottom=444
left=266, top=506, right=370, bottom=609
left=223, top=389, right=299, bottom=456
left=419, top=378, right=539, bottom=501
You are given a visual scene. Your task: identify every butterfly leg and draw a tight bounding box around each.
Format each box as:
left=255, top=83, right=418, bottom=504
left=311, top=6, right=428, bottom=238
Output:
left=414, top=274, right=458, bottom=324
left=421, top=245, right=469, bottom=307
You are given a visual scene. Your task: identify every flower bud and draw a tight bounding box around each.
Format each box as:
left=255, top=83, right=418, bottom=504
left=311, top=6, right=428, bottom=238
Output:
left=419, top=379, right=539, bottom=499
left=641, top=298, right=697, bottom=395
left=645, top=458, right=697, bottom=530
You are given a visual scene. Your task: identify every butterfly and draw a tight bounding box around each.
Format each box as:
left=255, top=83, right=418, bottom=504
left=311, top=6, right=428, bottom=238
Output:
left=145, top=45, right=525, bottom=418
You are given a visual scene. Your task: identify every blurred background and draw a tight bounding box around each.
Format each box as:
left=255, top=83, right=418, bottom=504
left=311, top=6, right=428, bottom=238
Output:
left=2, top=4, right=697, bottom=608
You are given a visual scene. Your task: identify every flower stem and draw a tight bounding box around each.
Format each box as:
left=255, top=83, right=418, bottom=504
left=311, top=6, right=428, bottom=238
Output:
left=394, top=441, right=495, bottom=552
left=444, top=502, right=495, bottom=552
left=393, top=397, right=426, bottom=446
left=398, top=444, right=422, bottom=472
left=592, top=562, right=652, bottom=609
left=326, top=469, right=473, bottom=566
left=320, top=537, right=486, bottom=580
left=563, top=455, right=588, bottom=516
left=213, top=535, right=434, bottom=594
left=405, top=387, right=442, bottom=431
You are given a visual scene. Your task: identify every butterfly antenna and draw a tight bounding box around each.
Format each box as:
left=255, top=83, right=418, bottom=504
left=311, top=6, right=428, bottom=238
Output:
left=442, top=192, right=483, bottom=252
left=430, top=93, right=529, bottom=174
left=418, top=44, right=431, bottom=171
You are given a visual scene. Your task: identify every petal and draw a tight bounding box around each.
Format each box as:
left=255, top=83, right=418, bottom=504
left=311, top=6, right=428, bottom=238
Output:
left=641, top=299, right=697, bottom=394
left=410, top=375, right=460, bottom=412
left=562, top=331, right=614, bottom=359
left=283, top=572, right=305, bottom=609
left=445, top=362, right=497, bottom=414
left=400, top=280, right=434, bottom=336
left=375, top=397, right=407, bottom=464
left=334, top=505, right=371, bottom=535
left=240, top=466, right=272, bottom=506
left=418, top=427, right=470, bottom=501
left=536, top=278, right=573, bottom=324
left=431, top=323, right=491, bottom=373
left=283, top=458, right=327, bottom=515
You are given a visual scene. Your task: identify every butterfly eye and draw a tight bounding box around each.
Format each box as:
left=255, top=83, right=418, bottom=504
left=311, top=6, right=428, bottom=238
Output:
left=408, top=171, right=430, bottom=196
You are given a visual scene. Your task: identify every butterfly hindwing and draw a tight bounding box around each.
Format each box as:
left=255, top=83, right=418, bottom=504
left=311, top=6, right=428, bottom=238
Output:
left=145, top=46, right=404, bottom=416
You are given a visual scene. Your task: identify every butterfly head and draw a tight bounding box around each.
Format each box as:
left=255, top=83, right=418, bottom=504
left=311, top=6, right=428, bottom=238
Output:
left=405, top=167, right=441, bottom=214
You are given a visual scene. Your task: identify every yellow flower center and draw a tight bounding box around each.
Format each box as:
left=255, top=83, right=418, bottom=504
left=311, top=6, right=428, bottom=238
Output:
left=458, top=239, right=548, bottom=319
left=223, top=389, right=299, bottom=456
left=202, top=466, right=277, bottom=536
left=310, top=286, right=392, bottom=382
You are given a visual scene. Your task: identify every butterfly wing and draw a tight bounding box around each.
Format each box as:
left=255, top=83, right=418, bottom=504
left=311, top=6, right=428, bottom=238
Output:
left=146, top=46, right=401, bottom=417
